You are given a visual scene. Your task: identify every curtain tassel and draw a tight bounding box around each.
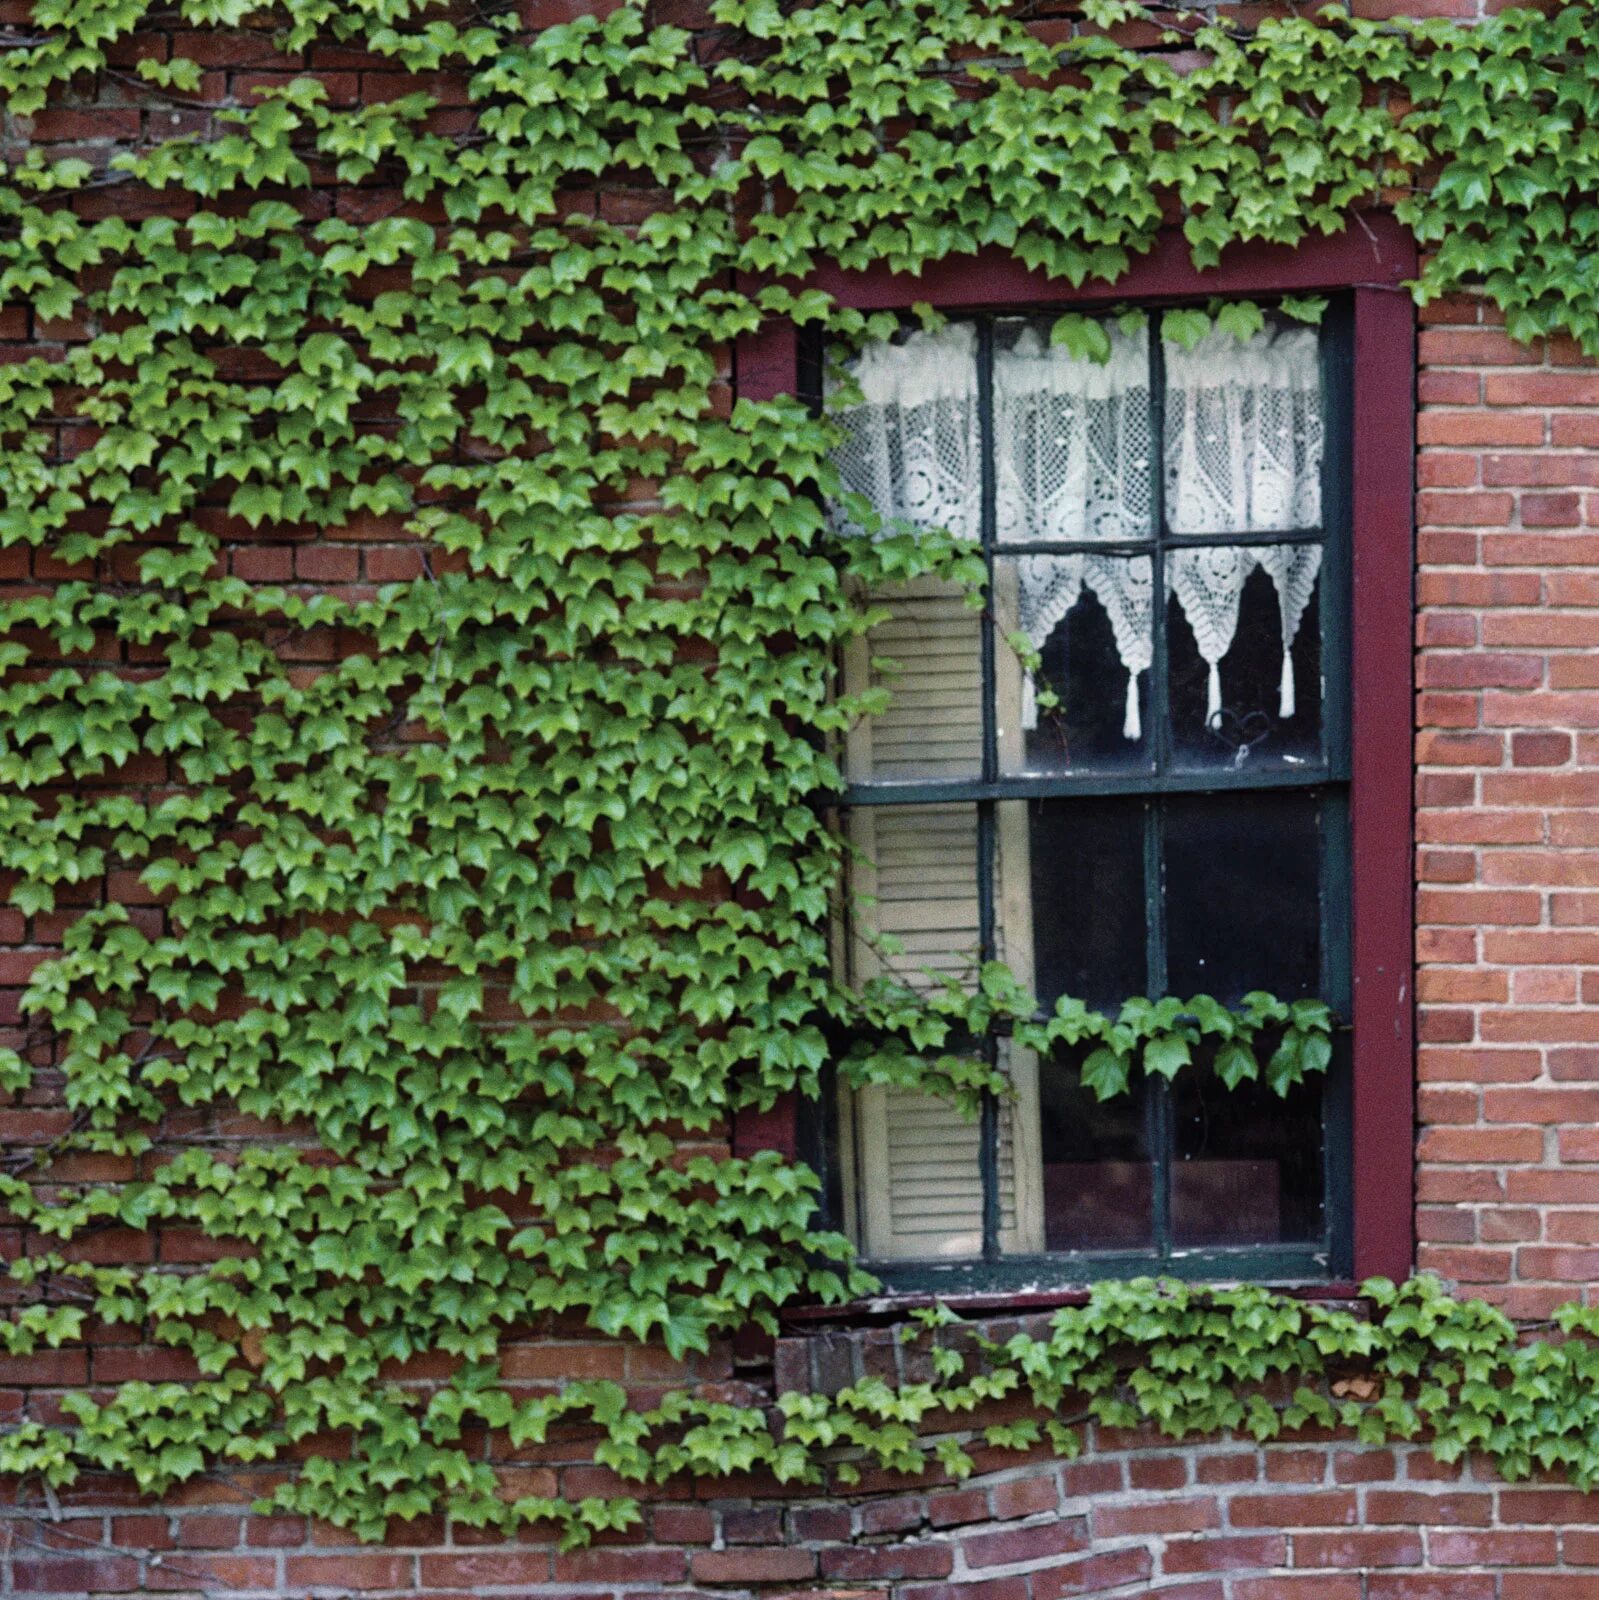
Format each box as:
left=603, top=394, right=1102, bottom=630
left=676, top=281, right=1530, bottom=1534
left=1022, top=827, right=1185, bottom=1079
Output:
left=1123, top=672, right=1141, bottom=741
left=1279, top=645, right=1296, bottom=720
left=1206, top=661, right=1222, bottom=727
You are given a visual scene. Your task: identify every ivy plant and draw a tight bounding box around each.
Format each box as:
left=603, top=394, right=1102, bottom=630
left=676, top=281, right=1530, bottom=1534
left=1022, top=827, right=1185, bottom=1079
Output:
left=0, top=0, right=1596, bottom=1542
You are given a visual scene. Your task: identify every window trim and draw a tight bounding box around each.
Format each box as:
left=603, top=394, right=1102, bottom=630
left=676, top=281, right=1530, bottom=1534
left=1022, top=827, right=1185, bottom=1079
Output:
left=732, top=222, right=1417, bottom=1292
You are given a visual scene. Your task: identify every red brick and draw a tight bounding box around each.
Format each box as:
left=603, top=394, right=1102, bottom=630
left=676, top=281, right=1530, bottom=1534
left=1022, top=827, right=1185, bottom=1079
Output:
left=295, top=546, right=360, bottom=582
left=1486, top=372, right=1599, bottom=406
left=989, top=1475, right=1059, bottom=1518
left=1419, top=330, right=1547, bottom=368
left=1418, top=409, right=1545, bottom=444
left=692, top=1549, right=815, bottom=1583
left=1368, top=1579, right=1496, bottom=1600
left=417, top=1552, right=552, bottom=1585
left=1162, top=1535, right=1287, bottom=1573
left=557, top=1547, right=687, bottom=1583
left=1501, top=1579, right=1599, bottom=1600
left=1093, top=1496, right=1219, bottom=1537
left=1524, top=492, right=1583, bottom=526
left=284, top=1554, right=415, bottom=1588
left=1126, top=1455, right=1188, bottom=1490
left=1236, top=1579, right=1360, bottom=1600
left=1031, top=1550, right=1153, bottom=1599
left=1418, top=489, right=1516, bottom=526
left=1293, top=1529, right=1424, bottom=1566
left=1429, top=1530, right=1559, bottom=1564
left=1229, top=1491, right=1356, bottom=1527
left=821, top=1542, right=954, bottom=1580
left=1419, top=1126, right=1544, bottom=1163
left=928, top=1488, right=991, bottom=1527
left=962, top=1520, right=1086, bottom=1567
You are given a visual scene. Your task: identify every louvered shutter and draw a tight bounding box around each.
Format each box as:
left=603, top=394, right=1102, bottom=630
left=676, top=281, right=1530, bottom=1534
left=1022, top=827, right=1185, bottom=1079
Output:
left=842, top=578, right=1043, bottom=1260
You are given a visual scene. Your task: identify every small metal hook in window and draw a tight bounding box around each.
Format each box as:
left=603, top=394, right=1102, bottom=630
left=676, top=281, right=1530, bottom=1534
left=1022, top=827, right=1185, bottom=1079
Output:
left=1207, top=708, right=1273, bottom=769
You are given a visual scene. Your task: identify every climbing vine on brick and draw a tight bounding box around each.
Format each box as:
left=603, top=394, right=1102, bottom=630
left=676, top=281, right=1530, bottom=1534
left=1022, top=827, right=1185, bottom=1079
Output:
left=1, top=0, right=1598, bottom=1545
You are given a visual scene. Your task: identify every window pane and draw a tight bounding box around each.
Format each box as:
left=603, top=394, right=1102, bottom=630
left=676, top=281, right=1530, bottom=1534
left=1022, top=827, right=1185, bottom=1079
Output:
left=1036, top=1059, right=1154, bottom=1253
left=1021, top=798, right=1147, bottom=1011
left=1163, top=792, right=1322, bottom=1003
left=1163, top=318, right=1323, bottom=535
left=845, top=578, right=982, bottom=783
left=1171, top=1054, right=1329, bottom=1248
left=1165, top=546, right=1325, bottom=772
left=844, top=804, right=979, bottom=993
left=995, top=556, right=1153, bottom=776
left=993, top=316, right=1151, bottom=543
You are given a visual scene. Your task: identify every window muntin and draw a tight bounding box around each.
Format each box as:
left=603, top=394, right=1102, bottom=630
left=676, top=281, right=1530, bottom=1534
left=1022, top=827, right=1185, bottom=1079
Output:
left=832, top=306, right=1352, bottom=1281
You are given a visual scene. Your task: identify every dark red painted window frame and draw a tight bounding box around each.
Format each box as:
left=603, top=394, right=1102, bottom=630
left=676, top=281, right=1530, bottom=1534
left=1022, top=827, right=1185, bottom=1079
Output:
left=733, top=221, right=1417, bottom=1291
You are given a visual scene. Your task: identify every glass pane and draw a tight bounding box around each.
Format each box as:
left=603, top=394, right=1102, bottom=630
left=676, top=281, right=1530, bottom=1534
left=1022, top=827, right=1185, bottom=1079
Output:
left=995, top=556, right=1153, bottom=776
left=1036, top=1058, right=1154, bottom=1252
left=1163, top=316, right=1323, bottom=535
left=1165, top=545, right=1324, bottom=772
left=993, top=316, right=1152, bottom=543
left=1171, top=1054, right=1329, bottom=1248
left=1020, top=798, right=1147, bottom=1012
left=847, top=578, right=982, bottom=782
left=844, top=804, right=979, bottom=994
left=1163, top=791, right=1322, bottom=1003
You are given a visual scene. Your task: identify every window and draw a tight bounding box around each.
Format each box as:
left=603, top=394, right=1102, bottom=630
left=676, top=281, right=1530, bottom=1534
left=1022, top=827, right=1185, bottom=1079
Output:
left=827, top=306, right=1358, bottom=1283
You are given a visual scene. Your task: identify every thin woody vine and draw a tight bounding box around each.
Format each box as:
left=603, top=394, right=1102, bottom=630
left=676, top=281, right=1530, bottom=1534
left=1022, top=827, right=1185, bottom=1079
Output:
left=0, top=0, right=1597, bottom=1546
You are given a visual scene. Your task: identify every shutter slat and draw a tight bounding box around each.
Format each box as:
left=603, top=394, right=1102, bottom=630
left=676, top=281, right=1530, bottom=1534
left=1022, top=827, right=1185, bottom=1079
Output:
left=844, top=580, right=1041, bottom=1259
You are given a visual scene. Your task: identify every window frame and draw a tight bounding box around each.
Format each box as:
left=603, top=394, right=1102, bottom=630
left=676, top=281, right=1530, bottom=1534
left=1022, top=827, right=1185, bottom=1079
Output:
left=733, top=223, right=1417, bottom=1296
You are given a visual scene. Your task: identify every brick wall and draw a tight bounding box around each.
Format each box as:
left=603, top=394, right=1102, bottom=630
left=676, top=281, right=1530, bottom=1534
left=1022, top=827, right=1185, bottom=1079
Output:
left=6, top=0, right=1599, bottom=1592
left=1414, top=299, right=1599, bottom=1320
left=18, top=1397, right=1599, bottom=1596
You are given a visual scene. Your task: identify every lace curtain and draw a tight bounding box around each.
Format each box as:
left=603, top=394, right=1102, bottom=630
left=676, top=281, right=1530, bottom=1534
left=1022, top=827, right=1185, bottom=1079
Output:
left=828, top=323, right=981, bottom=541
left=1163, top=326, right=1324, bottom=724
left=994, top=322, right=1152, bottom=737
left=828, top=318, right=1324, bottom=738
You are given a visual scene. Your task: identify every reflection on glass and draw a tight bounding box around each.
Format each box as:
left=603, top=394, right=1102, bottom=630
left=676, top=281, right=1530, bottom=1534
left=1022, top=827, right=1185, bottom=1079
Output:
left=1172, top=1054, right=1328, bottom=1248
left=1037, top=1059, right=1154, bottom=1252
left=848, top=578, right=982, bottom=782
left=1164, top=791, right=1321, bottom=1003
left=1166, top=547, right=1324, bottom=771
left=993, top=317, right=1152, bottom=543
left=844, top=804, right=979, bottom=994
left=1023, top=798, right=1147, bottom=1011
left=996, top=555, right=1153, bottom=775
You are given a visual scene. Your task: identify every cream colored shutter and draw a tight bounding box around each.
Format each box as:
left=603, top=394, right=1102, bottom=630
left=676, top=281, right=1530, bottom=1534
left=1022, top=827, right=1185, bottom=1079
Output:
left=842, top=577, right=1043, bottom=1260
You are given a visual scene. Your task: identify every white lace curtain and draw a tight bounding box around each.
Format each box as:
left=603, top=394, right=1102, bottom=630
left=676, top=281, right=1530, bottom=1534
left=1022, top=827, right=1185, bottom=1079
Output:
left=1163, top=327, right=1324, bottom=725
left=994, top=322, right=1152, bottom=737
left=829, top=319, right=1324, bottom=737
left=828, top=323, right=982, bottom=542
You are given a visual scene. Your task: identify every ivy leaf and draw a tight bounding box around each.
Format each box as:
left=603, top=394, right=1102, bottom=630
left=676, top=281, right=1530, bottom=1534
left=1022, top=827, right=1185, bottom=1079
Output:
left=1081, top=1046, right=1130, bottom=1101
left=1212, top=300, right=1266, bottom=343
left=1215, top=1040, right=1259, bottom=1090
left=1280, top=295, right=1328, bottom=325
left=1143, top=1034, right=1191, bottom=1081
left=1161, top=309, right=1212, bottom=350
left=1050, top=313, right=1113, bottom=364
